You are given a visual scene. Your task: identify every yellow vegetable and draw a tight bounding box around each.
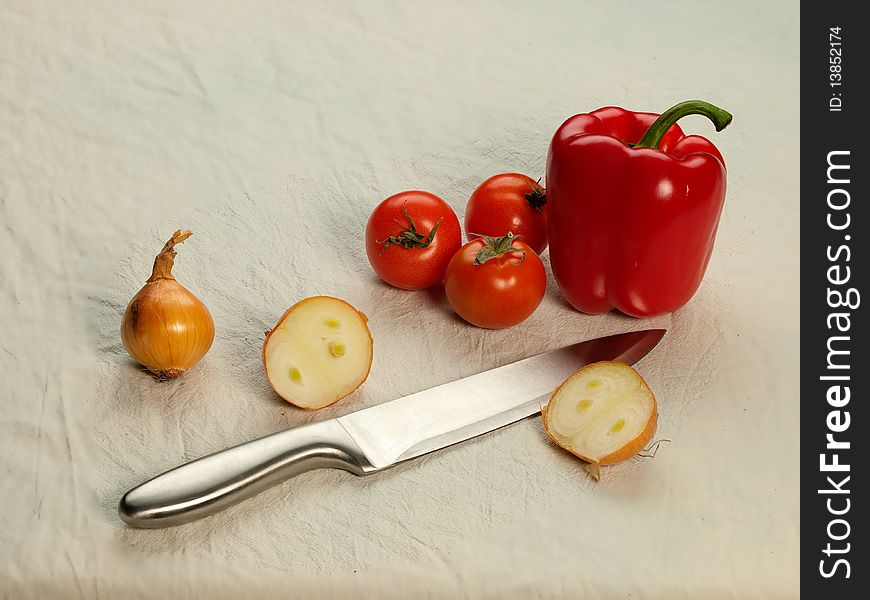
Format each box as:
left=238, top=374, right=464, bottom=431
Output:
left=263, top=296, right=373, bottom=409
left=542, top=361, right=657, bottom=480
left=120, top=231, right=214, bottom=380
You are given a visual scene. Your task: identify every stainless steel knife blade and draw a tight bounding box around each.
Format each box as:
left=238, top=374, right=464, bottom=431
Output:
left=119, top=329, right=665, bottom=528
left=339, top=328, right=666, bottom=469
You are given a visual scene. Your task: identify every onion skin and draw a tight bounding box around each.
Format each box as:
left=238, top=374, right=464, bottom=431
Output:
left=120, top=231, right=215, bottom=380
left=541, top=361, right=658, bottom=479
left=544, top=400, right=658, bottom=466
left=595, top=402, right=657, bottom=465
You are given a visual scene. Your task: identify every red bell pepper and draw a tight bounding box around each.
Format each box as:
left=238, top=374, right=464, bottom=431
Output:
left=546, top=100, right=732, bottom=317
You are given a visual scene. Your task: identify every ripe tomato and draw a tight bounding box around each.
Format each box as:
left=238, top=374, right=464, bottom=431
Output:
left=365, top=191, right=462, bottom=290
left=464, top=173, right=548, bottom=254
left=444, top=233, right=546, bottom=329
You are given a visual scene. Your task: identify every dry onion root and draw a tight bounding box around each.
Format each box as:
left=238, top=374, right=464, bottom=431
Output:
left=542, top=361, right=657, bottom=480
left=263, top=296, right=373, bottom=410
left=120, top=230, right=215, bottom=380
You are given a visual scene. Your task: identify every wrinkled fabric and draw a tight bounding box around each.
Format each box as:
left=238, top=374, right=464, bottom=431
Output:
left=1, top=1, right=798, bottom=597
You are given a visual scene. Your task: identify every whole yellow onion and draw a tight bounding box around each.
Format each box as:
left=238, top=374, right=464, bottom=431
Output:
left=120, top=230, right=215, bottom=380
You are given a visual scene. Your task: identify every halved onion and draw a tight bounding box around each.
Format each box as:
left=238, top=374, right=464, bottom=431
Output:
left=541, top=361, right=657, bottom=480
left=263, top=296, right=373, bottom=410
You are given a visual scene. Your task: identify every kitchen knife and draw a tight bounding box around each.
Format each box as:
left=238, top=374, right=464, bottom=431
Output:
left=119, top=329, right=665, bottom=528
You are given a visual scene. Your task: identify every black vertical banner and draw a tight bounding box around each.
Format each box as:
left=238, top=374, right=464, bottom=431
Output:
left=802, top=2, right=868, bottom=596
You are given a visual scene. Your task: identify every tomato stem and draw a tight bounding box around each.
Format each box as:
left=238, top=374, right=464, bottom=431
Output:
left=525, top=179, right=546, bottom=211
left=470, top=231, right=526, bottom=265
left=378, top=208, right=442, bottom=253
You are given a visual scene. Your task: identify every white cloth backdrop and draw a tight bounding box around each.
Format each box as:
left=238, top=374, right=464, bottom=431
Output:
left=1, top=1, right=799, bottom=597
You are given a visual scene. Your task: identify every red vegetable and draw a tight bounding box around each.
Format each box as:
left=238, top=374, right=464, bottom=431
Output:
left=443, top=233, right=546, bottom=329
left=546, top=100, right=732, bottom=317
left=365, top=191, right=462, bottom=290
left=464, top=173, right=548, bottom=254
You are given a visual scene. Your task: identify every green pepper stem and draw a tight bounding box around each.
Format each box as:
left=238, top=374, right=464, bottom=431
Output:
left=634, top=100, right=732, bottom=150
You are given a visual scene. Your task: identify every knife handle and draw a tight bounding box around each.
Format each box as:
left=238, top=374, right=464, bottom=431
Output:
left=118, top=420, right=372, bottom=528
